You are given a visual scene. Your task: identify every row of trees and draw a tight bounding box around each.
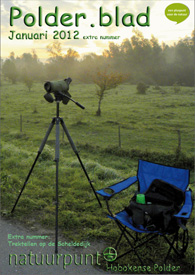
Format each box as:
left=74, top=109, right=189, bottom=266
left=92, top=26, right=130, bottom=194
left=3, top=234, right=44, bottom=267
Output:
left=2, top=29, right=194, bottom=115
left=103, top=30, right=194, bottom=86
left=2, top=30, right=194, bottom=87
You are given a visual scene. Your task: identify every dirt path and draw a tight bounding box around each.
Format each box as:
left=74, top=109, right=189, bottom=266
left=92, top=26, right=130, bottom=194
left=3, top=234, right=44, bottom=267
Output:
left=0, top=217, right=111, bottom=275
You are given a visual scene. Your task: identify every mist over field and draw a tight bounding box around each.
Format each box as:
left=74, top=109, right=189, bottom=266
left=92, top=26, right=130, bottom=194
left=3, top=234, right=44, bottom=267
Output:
left=2, top=30, right=194, bottom=88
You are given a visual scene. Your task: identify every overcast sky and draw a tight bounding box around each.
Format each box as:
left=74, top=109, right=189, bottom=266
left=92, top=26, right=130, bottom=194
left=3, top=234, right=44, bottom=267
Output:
left=1, top=0, right=194, bottom=60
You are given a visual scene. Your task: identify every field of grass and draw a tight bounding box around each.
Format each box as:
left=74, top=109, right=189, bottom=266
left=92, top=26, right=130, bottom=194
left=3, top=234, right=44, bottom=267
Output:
left=1, top=80, right=194, bottom=273
left=1, top=81, right=194, bottom=154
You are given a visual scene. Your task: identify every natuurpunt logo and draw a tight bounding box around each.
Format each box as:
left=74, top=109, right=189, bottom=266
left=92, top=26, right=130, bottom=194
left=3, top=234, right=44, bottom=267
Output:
left=103, top=247, right=117, bottom=262
left=9, top=247, right=117, bottom=269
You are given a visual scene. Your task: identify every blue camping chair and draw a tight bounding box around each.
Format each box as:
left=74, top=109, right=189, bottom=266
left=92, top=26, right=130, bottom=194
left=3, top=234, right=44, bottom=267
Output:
left=96, top=160, right=193, bottom=265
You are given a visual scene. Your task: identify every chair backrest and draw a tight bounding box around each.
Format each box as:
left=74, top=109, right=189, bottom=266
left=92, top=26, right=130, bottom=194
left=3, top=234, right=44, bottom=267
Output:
left=137, top=160, right=190, bottom=193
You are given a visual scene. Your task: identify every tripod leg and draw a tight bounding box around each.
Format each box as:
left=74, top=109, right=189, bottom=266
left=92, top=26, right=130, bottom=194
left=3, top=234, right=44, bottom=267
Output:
left=11, top=118, right=55, bottom=214
left=60, top=118, right=102, bottom=207
left=55, top=117, right=60, bottom=254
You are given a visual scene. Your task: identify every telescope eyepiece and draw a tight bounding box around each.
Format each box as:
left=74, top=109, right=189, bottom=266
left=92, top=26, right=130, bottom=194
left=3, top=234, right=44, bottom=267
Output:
left=44, top=93, right=54, bottom=103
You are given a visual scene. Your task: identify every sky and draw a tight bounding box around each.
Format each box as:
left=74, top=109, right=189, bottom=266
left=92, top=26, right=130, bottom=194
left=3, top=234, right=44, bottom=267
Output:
left=1, top=0, right=194, bottom=61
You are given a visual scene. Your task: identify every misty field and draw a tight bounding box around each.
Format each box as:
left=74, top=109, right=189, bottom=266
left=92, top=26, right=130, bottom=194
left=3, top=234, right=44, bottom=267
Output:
left=1, top=81, right=194, bottom=273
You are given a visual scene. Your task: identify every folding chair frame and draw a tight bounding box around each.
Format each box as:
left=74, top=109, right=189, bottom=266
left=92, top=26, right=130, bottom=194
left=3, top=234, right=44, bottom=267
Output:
left=106, top=200, right=189, bottom=266
left=96, top=160, right=192, bottom=266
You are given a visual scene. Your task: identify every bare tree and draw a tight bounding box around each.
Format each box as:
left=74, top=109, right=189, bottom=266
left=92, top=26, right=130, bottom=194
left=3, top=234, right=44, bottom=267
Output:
left=92, top=67, right=126, bottom=116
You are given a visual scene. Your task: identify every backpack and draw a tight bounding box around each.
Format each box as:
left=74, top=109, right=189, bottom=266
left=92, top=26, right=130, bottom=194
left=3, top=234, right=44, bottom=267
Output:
left=125, top=179, right=185, bottom=233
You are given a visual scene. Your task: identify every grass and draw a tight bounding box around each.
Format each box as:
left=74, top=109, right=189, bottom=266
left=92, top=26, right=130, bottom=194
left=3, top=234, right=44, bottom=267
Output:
left=1, top=82, right=194, bottom=155
left=1, top=80, right=194, bottom=273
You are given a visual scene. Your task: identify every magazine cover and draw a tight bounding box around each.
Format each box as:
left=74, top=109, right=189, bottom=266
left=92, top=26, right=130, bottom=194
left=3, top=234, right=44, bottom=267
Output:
left=1, top=0, right=194, bottom=274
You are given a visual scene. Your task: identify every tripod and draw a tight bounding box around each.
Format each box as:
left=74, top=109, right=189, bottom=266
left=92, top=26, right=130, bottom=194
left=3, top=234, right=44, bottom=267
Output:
left=11, top=98, right=102, bottom=253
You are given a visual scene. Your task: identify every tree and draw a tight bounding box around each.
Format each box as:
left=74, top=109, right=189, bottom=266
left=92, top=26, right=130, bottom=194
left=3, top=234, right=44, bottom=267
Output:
left=62, top=48, right=80, bottom=78
left=22, top=69, right=34, bottom=92
left=47, top=41, right=63, bottom=59
left=92, top=67, right=125, bottom=116
left=46, top=42, right=80, bottom=80
left=18, top=52, right=44, bottom=91
left=136, top=82, right=149, bottom=94
left=2, top=59, right=18, bottom=84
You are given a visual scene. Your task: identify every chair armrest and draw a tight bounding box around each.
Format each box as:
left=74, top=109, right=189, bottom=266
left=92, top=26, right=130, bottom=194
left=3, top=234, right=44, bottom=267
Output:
left=96, top=176, right=137, bottom=199
left=174, top=190, right=193, bottom=219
